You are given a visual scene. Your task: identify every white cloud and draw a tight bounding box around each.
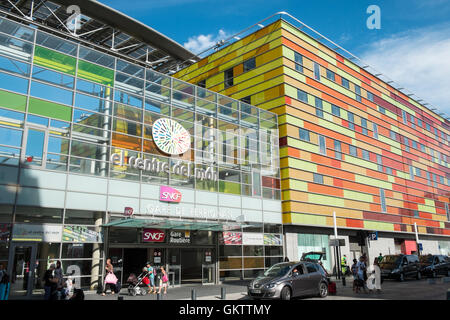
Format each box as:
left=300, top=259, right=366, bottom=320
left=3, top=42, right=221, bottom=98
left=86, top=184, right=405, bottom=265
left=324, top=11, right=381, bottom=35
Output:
left=183, top=29, right=230, bottom=54
left=359, top=24, right=450, bottom=115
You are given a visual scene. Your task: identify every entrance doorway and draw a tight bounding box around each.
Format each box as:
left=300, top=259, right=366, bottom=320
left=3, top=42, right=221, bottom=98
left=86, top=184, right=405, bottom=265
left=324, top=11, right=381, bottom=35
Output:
left=7, top=242, right=37, bottom=297
left=123, top=248, right=147, bottom=280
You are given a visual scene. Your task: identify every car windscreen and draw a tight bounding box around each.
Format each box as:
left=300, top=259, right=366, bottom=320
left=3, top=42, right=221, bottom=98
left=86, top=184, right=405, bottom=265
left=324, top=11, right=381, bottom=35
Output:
left=380, top=256, right=401, bottom=267
left=419, top=256, right=433, bottom=265
left=303, top=253, right=322, bottom=260
left=263, top=264, right=292, bottom=277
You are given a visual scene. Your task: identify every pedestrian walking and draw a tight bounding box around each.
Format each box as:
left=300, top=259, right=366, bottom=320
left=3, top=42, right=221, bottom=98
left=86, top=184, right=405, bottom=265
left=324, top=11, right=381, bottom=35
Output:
left=146, top=263, right=157, bottom=294
left=0, top=264, right=10, bottom=300
left=157, top=266, right=169, bottom=295
left=356, top=256, right=368, bottom=294
left=43, top=263, right=58, bottom=300
left=54, top=260, right=64, bottom=300
left=351, top=259, right=359, bottom=293
left=372, top=258, right=382, bottom=293
left=102, top=258, right=118, bottom=296
left=341, top=255, right=348, bottom=276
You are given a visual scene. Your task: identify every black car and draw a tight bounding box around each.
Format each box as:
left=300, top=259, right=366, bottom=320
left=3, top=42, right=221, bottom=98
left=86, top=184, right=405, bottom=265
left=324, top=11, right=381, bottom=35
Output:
left=379, top=254, right=421, bottom=281
left=419, top=255, right=450, bottom=278
left=247, top=261, right=329, bottom=300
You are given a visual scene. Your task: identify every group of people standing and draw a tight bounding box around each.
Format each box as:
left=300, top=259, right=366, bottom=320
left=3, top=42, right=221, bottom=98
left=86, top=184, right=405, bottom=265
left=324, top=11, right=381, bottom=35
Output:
left=102, top=259, right=169, bottom=296
left=43, top=261, right=75, bottom=300
left=350, top=253, right=382, bottom=294
left=142, top=262, right=169, bottom=295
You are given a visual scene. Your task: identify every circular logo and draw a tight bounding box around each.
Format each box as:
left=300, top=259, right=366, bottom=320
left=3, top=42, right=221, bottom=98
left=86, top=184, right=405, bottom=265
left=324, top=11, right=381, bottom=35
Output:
left=152, top=118, right=191, bottom=155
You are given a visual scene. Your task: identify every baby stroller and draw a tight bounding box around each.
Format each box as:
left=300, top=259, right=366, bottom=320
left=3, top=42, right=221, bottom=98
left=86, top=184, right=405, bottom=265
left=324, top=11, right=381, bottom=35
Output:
left=126, top=271, right=148, bottom=296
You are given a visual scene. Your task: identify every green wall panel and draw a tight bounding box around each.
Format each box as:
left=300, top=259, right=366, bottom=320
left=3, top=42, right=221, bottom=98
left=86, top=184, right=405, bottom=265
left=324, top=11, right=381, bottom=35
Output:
left=290, top=213, right=327, bottom=226
left=219, top=181, right=241, bottom=195
left=34, top=46, right=76, bottom=75
left=78, top=60, right=114, bottom=86
left=28, top=97, right=72, bottom=121
left=0, top=90, right=27, bottom=112
left=364, top=221, right=394, bottom=232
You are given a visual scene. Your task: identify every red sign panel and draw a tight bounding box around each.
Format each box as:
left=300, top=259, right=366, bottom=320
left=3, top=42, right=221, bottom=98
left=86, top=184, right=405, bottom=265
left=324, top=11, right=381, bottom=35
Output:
left=124, top=207, right=133, bottom=216
left=143, top=229, right=165, bottom=242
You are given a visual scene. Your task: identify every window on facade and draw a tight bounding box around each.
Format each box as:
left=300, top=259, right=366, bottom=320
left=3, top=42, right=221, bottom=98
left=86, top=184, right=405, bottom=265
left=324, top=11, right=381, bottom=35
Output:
left=404, top=137, right=410, bottom=152
left=349, top=145, right=357, bottom=157
left=385, top=167, right=393, bottom=175
left=240, top=96, right=251, bottom=104
left=243, top=57, right=256, bottom=72
left=299, top=128, right=310, bottom=142
left=326, top=69, right=335, bottom=81
left=402, top=110, right=407, bottom=124
left=314, top=62, right=320, bottom=81
left=420, top=144, right=426, bottom=152
left=361, top=118, right=368, bottom=135
left=224, top=68, right=233, bottom=88
left=362, top=149, right=370, bottom=161
left=315, top=97, right=323, bottom=118
left=413, top=210, right=419, bottom=218
left=367, top=91, right=374, bottom=102
left=412, top=140, right=417, bottom=149
left=313, top=173, right=324, bottom=184
left=379, top=106, right=386, bottom=114
left=347, top=112, right=354, bottom=130
left=331, top=105, right=340, bottom=117
left=334, top=140, right=342, bottom=160
left=297, top=89, right=308, bottom=103
left=390, top=130, right=396, bottom=140
left=410, top=115, right=416, bottom=129
left=409, top=166, right=415, bottom=181
left=380, top=188, right=387, bottom=213
left=373, top=123, right=378, bottom=139
left=294, top=52, right=303, bottom=73
left=445, top=203, right=450, bottom=222
left=417, top=118, right=423, bottom=127
left=426, top=123, right=431, bottom=131
left=376, top=154, right=383, bottom=172
left=197, top=79, right=206, bottom=88
left=426, top=172, right=431, bottom=186
left=415, top=167, right=421, bottom=177
left=355, top=85, right=361, bottom=102
left=341, top=77, right=349, bottom=89
left=318, top=135, right=326, bottom=155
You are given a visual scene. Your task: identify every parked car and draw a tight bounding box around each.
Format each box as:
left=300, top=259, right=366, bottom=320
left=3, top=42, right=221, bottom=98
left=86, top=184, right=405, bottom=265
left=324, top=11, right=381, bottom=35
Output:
left=247, top=261, right=329, bottom=300
left=379, top=254, right=421, bottom=281
left=419, top=255, right=450, bottom=278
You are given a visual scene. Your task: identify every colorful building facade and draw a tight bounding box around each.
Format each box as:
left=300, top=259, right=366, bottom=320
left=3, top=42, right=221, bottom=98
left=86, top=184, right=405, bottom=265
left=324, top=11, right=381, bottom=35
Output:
left=175, top=18, right=450, bottom=270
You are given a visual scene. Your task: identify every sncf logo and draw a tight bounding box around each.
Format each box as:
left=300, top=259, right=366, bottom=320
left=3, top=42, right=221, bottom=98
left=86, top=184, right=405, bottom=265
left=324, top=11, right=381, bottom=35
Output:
left=143, top=229, right=165, bottom=242
left=159, top=186, right=182, bottom=203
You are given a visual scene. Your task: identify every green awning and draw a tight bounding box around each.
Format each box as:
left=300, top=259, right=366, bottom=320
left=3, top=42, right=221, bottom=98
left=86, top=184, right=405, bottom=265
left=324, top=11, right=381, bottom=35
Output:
left=102, top=217, right=251, bottom=232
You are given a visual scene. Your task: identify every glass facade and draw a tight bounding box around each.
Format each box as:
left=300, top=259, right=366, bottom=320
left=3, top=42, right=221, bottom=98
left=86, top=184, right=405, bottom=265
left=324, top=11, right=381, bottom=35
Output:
left=0, top=16, right=282, bottom=291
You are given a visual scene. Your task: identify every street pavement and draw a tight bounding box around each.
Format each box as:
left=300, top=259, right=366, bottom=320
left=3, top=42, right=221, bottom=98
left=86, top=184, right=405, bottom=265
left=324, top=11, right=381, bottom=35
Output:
left=82, top=276, right=450, bottom=301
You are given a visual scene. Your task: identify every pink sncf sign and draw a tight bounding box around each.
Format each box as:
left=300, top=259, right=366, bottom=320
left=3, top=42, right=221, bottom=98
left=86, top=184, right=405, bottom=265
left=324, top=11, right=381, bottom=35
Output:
left=159, top=186, right=182, bottom=203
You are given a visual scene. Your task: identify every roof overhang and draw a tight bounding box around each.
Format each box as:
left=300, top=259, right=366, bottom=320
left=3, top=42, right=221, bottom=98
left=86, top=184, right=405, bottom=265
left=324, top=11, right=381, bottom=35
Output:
left=102, top=217, right=251, bottom=232
left=0, top=0, right=198, bottom=72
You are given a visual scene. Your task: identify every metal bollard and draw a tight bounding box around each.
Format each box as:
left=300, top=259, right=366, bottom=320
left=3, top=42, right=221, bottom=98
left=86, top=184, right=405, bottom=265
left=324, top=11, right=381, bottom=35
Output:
left=447, top=289, right=450, bottom=300
left=342, top=276, right=346, bottom=286
left=191, top=288, right=196, bottom=300
left=157, top=292, right=161, bottom=300
left=221, top=287, right=226, bottom=300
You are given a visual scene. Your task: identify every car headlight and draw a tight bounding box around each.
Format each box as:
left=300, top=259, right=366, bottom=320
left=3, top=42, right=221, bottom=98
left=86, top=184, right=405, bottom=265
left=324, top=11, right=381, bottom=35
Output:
left=265, top=283, right=276, bottom=289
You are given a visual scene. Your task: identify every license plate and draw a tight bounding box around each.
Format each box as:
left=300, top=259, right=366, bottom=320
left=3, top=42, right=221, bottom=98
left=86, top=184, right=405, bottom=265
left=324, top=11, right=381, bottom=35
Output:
left=252, top=289, right=261, bottom=294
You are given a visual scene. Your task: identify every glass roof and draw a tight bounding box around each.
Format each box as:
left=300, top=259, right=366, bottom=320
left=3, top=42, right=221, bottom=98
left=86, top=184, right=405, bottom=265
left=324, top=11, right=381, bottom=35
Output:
left=102, top=218, right=251, bottom=232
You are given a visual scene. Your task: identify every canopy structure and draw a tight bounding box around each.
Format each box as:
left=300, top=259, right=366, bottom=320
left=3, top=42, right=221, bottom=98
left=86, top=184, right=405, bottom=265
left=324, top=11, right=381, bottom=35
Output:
left=102, top=217, right=252, bottom=232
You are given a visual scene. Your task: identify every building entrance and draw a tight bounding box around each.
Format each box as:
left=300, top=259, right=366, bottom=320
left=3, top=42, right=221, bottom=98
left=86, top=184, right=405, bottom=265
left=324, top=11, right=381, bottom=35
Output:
left=112, top=246, right=216, bottom=287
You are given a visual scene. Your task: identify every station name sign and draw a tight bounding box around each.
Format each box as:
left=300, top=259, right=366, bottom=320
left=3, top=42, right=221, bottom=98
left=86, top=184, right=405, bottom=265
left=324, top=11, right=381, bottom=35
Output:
left=110, top=150, right=218, bottom=182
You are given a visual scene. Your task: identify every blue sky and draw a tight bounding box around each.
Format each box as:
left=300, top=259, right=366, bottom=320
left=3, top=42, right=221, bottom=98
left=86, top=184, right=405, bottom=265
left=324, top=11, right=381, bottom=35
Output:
left=99, top=0, right=450, bottom=115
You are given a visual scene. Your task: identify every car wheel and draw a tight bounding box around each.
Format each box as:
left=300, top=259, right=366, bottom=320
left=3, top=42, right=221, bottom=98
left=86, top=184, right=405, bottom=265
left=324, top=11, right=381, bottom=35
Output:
left=416, top=271, right=421, bottom=280
left=280, top=286, right=291, bottom=300
left=399, top=273, right=405, bottom=282
left=318, top=282, right=328, bottom=298
left=142, top=288, right=148, bottom=296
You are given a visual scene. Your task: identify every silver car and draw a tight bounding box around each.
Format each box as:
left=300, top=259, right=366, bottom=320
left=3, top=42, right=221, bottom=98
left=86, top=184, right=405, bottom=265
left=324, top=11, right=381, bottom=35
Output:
left=247, top=261, right=329, bottom=300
